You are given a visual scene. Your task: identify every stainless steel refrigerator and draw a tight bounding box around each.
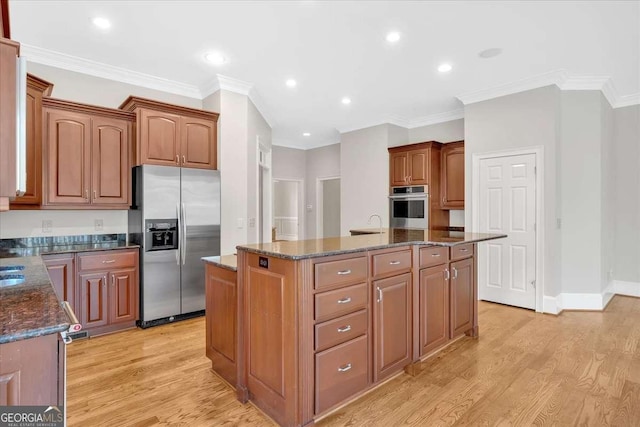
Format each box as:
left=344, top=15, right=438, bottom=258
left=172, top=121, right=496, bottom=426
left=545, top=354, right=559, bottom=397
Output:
left=128, top=165, right=221, bottom=328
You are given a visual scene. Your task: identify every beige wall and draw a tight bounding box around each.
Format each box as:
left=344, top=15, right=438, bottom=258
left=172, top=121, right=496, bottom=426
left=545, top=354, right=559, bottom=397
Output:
left=408, top=119, right=465, bottom=144
left=322, top=178, right=341, bottom=238
left=305, top=144, right=340, bottom=239
left=613, top=105, right=640, bottom=284
left=246, top=99, right=272, bottom=244
left=0, top=210, right=126, bottom=238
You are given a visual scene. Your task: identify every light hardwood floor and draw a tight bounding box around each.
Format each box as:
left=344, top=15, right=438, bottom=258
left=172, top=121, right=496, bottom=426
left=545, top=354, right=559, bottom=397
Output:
left=67, top=296, right=640, bottom=426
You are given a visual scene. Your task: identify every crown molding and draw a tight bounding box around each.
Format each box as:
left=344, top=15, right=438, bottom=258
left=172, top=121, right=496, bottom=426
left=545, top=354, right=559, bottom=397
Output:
left=21, top=44, right=202, bottom=99
left=217, top=74, right=252, bottom=95
left=408, top=109, right=465, bottom=128
left=457, top=69, right=639, bottom=109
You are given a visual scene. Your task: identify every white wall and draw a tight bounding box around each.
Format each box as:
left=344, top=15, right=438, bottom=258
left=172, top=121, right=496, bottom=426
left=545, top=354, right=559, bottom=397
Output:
left=273, top=181, right=298, bottom=217
left=272, top=146, right=306, bottom=181
left=305, top=144, right=340, bottom=239
left=0, top=210, right=126, bottom=238
left=408, top=119, right=465, bottom=144
left=340, top=124, right=389, bottom=235
left=613, top=105, right=640, bottom=284
left=464, top=85, right=561, bottom=298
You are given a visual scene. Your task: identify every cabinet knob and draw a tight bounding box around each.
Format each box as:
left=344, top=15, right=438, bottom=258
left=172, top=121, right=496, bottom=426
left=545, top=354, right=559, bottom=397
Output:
left=445, top=269, right=450, bottom=281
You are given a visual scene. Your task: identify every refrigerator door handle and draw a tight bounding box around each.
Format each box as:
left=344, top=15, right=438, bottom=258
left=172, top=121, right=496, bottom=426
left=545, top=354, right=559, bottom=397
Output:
left=176, top=202, right=181, bottom=265
left=182, top=202, right=187, bottom=265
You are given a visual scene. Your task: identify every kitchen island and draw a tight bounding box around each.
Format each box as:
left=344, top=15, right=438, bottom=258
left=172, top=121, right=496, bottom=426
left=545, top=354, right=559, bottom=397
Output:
left=204, top=229, right=505, bottom=427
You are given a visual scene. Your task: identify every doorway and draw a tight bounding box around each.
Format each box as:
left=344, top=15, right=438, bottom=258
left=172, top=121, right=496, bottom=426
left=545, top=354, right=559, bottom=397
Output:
left=317, top=177, right=340, bottom=238
left=473, top=148, right=542, bottom=311
left=272, top=179, right=303, bottom=241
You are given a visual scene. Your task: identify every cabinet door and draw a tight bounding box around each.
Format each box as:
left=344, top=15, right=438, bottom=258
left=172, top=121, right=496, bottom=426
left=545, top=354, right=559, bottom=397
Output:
left=11, top=82, right=43, bottom=205
left=419, top=265, right=450, bottom=356
left=441, top=143, right=465, bottom=209
left=408, top=148, right=429, bottom=185
left=389, top=152, right=408, bottom=187
left=92, top=117, right=130, bottom=205
left=78, top=272, right=109, bottom=329
left=45, top=109, right=91, bottom=205
left=181, top=116, right=216, bottom=169
left=373, top=273, right=412, bottom=382
left=42, top=254, right=75, bottom=312
left=139, top=108, right=181, bottom=166
left=109, top=268, right=138, bottom=324
left=0, top=40, right=18, bottom=200
left=450, top=257, right=474, bottom=338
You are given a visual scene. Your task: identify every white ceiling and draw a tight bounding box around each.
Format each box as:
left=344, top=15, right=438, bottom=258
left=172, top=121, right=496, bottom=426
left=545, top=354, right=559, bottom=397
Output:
left=11, top=1, right=640, bottom=149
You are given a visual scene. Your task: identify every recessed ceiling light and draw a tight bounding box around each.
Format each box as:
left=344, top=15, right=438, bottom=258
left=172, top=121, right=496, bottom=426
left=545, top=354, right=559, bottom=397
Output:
left=286, top=79, right=297, bottom=88
left=386, top=32, right=401, bottom=43
left=303, top=132, right=311, bottom=137
left=341, top=97, right=352, bottom=105
left=92, top=17, right=111, bottom=30
left=204, top=52, right=227, bottom=66
left=478, top=48, right=503, bottom=59
left=438, top=63, right=453, bottom=73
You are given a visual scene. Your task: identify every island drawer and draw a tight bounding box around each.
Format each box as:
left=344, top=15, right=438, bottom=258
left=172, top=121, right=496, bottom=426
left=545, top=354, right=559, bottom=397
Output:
left=451, top=244, right=474, bottom=261
left=315, top=283, right=367, bottom=323
left=315, top=335, right=368, bottom=414
left=315, top=256, right=367, bottom=290
left=419, top=246, right=449, bottom=268
left=77, top=250, right=137, bottom=271
left=315, top=309, right=367, bottom=352
left=371, top=249, right=411, bottom=278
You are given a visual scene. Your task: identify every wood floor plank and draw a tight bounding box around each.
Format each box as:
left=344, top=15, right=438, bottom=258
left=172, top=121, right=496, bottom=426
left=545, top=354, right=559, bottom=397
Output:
left=67, top=296, right=640, bottom=426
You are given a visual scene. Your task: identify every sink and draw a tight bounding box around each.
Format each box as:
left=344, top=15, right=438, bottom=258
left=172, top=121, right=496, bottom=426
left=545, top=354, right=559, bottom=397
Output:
left=0, top=265, right=25, bottom=273
left=0, top=274, right=25, bottom=286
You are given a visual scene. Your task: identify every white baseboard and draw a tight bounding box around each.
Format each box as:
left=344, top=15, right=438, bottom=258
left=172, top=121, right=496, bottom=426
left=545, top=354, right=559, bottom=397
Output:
left=543, top=281, right=638, bottom=313
left=614, top=280, right=640, bottom=297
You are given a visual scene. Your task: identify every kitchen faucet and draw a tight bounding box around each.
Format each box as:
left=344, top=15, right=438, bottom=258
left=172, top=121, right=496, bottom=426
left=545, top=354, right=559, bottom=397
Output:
left=367, top=214, right=383, bottom=235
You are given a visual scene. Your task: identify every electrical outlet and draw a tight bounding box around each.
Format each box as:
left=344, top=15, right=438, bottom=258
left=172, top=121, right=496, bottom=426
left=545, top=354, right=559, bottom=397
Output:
left=248, top=218, right=256, bottom=228
left=306, top=205, right=313, bottom=212
left=94, top=219, right=104, bottom=231
left=42, top=220, right=52, bottom=233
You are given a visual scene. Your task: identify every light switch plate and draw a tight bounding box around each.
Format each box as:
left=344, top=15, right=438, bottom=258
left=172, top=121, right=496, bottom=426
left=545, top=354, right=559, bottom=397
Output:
left=95, top=219, right=104, bottom=231
left=237, top=218, right=244, bottom=229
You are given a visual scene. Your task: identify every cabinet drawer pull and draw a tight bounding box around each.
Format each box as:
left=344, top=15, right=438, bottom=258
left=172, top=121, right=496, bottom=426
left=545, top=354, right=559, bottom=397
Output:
left=102, top=259, right=116, bottom=264
left=389, top=260, right=401, bottom=265
left=337, top=325, right=352, bottom=333
left=431, top=253, right=441, bottom=257
left=93, top=190, right=97, bottom=199
left=337, top=297, right=352, bottom=304
left=182, top=155, right=186, bottom=164
left=337, top=269, right=351, bottom=276
left=459, top=248, right=469, bottom=252
left=445, top=269, right=450, bottom=281
left=377, top=286, right=383, bottom=303
left=338, top=363, right=352, bottom=373
left=453, top=267, right=458, bottom=279
left=176, top=155, right=179, bottom=164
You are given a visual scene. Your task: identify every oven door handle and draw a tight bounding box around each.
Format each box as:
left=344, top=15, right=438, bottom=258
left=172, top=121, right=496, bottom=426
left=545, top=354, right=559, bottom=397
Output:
left=388, top=194, right=428, bottom=200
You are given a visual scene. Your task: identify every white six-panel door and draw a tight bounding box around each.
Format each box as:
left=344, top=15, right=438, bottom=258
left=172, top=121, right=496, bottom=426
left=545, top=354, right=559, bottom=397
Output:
left=478, top=153, right=537, bottom=309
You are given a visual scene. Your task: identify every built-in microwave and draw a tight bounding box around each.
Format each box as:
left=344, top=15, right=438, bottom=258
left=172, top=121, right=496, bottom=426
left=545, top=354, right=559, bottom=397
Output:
left=389, top=185, right=428, bottom=229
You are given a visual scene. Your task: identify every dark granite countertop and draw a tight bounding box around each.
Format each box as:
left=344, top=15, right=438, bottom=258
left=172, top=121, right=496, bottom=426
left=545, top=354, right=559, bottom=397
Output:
left=0, top=241, right=139, bottom=258
left=0, top=256, right=71, bottom=344
left=202, top=255, right=237, bottom=271
left=237, top=228, right=506, bottom=260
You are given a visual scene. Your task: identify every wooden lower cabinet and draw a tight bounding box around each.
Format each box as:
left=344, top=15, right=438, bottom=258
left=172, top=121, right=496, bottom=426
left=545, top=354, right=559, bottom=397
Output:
left=205, top=263, right=238, bottom=388
left=76, top=249, right=139, bottom=335
left=373, top=273, right=412, bottom=382
left=419, top=264, right=450, bottom=356
left=42, top=253, right=75, bottom=311
left=0, top=334, right=63, bottom=406
left=450, top=257, right=475, bottom=338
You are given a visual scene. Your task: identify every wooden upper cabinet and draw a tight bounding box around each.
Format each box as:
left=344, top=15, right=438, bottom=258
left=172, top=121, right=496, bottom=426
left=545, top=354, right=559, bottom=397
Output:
left=408, top=148, right=429, bottom=185
left=119, top=96, right=219, bottom=170
left=441, top=141, right=465, bottom=209
left=140, top=109, right=181, bottom=166
left=0, top=39, right=19, bottom=206
left=42, top=98, right=134, bottom=209
left=45, top=109, right=92, bottom=205
left=390, top=151, right=409, bottom=186
left=92, top=117, right=130, bottom=205
left=181, top=116, right=216, bottom=169
left=11, top=75, right=53, bottom=207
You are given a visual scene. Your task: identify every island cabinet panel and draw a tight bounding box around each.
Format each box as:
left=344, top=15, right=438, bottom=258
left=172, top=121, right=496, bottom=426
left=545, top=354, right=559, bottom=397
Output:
left=450, top=257, right=474, bottom=339
left=373, top=272, right=412, bottom=382
left=314, top=282, right=367, bottom=322
left=243, top=254, right=298, bottom=427
left=440, top=141, right=465, bottom=209
left=314, top=256, right=367, bottom=290
left=371, top=249, right=411, bottom=278
left=315, top=335, right=368, bottom=414
left=42, top=253, right=76, bottom=312
left=419, top=264, right=450, bottom=356
left=205, top=264, right=238, bottom=387
left=0, top=334, right=60, bottom=406
left=315, top=309, right=367, bottom=352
